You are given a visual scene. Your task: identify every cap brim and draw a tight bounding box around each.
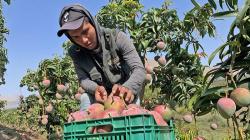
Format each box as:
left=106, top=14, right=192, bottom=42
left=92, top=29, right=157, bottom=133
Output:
left=57, top=17, right=84, bottom=37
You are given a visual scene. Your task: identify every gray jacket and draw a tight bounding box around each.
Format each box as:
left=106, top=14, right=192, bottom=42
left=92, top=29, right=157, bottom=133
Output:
left=68, top=7, right=146, bottom=96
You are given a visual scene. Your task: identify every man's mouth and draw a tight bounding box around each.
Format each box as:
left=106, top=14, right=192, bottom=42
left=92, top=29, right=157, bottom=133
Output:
left=87, top=43, right=92, bottom=47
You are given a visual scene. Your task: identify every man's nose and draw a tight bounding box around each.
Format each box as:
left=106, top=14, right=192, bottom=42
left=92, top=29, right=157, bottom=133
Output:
left=81, top=37, right=88, bottom=44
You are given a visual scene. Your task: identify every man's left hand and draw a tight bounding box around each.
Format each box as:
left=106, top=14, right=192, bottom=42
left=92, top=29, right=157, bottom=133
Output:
left=110, top=84, right=134, bottom=104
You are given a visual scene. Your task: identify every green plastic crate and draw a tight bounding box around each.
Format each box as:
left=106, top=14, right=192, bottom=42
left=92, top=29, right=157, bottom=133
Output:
left=63, top=114, right=175, bottom=140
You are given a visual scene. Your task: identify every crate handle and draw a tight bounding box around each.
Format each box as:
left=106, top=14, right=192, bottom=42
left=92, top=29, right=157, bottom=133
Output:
left=85, top=124, right=114, bottom=134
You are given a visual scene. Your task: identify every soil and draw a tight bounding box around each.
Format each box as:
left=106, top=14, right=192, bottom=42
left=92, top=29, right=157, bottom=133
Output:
left=0, top=124, right=46, bottom=140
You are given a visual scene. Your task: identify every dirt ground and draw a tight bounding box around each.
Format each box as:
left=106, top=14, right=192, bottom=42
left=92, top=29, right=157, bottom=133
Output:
left=0, top=124, right=47, bottom=140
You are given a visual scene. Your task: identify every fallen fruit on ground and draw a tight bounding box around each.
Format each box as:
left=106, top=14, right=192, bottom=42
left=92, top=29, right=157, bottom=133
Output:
left=183, top=114, right=193, bottom=123
left=210, top=123, right=218, bottom=130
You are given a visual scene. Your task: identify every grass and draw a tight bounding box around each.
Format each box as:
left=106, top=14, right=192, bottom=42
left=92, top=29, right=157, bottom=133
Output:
left=173, top=110, right=246, bottom=140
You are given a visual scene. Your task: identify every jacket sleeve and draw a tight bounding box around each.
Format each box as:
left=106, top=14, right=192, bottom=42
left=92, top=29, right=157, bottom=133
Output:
left=68, top=46, right=98, bottom=95
left=116, top=31, right=146, bottom=95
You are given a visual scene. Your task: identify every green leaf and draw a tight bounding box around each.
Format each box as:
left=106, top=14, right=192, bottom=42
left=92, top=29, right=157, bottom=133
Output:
left=237, top=69, right=249, bottom=80
left=208, top=41, right=236, bottom=65
left=208, top=0, right=217, bottom=9
left=219, top=48, right=230, bottom=60
left=47, top=65, right=57, bottom=71
left=173, top=84, right=181, bottom=92
left=188, top=94, right=199, bottom=110
left=242, top=33, right=250, bottom=42
left=193, top=97, right=208, bottom=111
left=212, top=10, right=237, bottom=18
left=225, top=0, right=231, bottom=10
left=204, top=68, right=225, bottom=87
left=185, top=79, right=195, bottom=87
left=234, top=59, right=250, bottom=68
left=180, top=84, right=187, bottom=94
left=237, top=78, right=250, bottom=87
left=194, top=94, right=220, bottom=111
left=179, top=96, right=186, bottom=103
left=233, top=0, right=238, bottom=9
left=196, top=106, right=213, bottom=116
left=191, top=0, right=200, bottom=8
left=208, top=45, right=225, bottom=65
left=141, top=40, right=150, bottom=49
left=219, top=0, right=224, bottom=9
left=208, top=23, right=215, bottom=37
left=174, top=92, right=182, bottom=99
left=227, top=0, right=237, bottom=10
left=201, top=86, right=233, bottom=97
left=206, top=70, right=226, bottom=88
left=4, top=0, right=10, bottom=5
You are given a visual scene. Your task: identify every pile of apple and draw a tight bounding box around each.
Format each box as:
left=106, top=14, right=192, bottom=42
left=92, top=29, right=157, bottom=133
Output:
left=68, top=95, right=173, bottom=133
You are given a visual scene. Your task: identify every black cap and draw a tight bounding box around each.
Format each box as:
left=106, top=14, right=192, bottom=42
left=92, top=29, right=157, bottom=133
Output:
left=57, top=4, right=86, bottom=37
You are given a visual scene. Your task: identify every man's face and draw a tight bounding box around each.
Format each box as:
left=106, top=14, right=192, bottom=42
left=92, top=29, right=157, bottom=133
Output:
left=68, top=21, right=97, bottom=50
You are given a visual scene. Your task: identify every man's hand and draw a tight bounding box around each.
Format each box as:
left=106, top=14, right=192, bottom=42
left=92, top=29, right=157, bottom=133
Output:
left=110, top=84, right=135, bottom=104
left=95, top=86, right=108, bottom=103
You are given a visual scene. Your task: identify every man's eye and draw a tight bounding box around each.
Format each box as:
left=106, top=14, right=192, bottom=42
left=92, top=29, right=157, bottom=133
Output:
left=82, top=30, right=87, bottom=35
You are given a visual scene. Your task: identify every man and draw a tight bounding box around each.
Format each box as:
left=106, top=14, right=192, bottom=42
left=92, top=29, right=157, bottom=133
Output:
left=57, top=4, right=146, bottom=111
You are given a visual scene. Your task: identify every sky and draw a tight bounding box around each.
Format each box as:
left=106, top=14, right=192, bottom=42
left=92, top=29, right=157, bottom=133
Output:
left=0, top=0, right=242, bottom=108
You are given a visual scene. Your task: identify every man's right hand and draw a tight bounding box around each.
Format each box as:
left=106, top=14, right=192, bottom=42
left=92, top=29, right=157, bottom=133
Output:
left=109, top=84, right=135, bottom=104
left=95, top=85, right=108, bottom=103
